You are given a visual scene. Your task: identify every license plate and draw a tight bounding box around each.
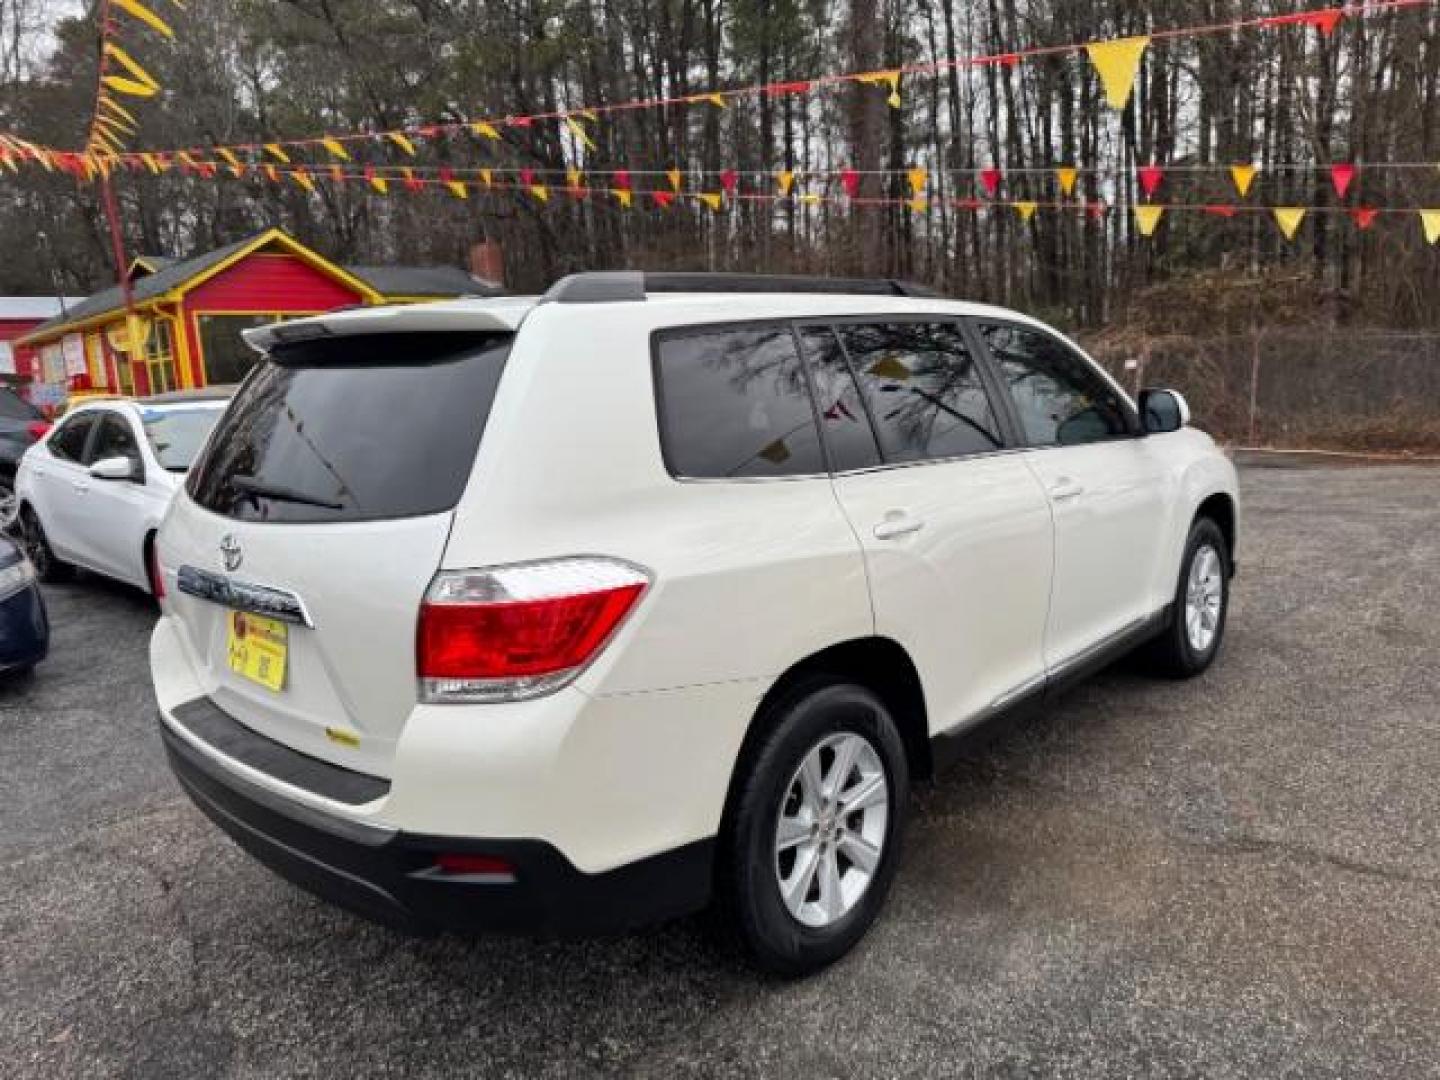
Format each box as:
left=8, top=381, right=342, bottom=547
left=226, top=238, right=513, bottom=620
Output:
left=226, top=611, right=288, bottom=691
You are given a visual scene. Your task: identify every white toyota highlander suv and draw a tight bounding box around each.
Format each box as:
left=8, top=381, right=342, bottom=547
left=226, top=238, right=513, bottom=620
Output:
left=151, top=272, right=1238, bottom=975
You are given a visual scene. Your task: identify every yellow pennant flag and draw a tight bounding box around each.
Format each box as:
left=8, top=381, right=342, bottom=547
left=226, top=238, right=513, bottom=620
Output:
left=113, top=0, right=174, bottom=38
left=563, top=116, right=596, bottom=151
left=1056, top=167, right=1078, bottom=196
left=702, top=93, right=726, bottom=108
left=217, top=148, right=242, bottom=170
left=530, top=184, right=549, bottom=203
left=446, top=180, right=468, bottom=199
left=478, top=168, right=492, bottom=187
left=293, top=169, right=316, bottom=193
left=1015, top=201, right=1038, bottom=223
left=859, top=70, right=902, bottom=108
left=1420, top=210, right=1440, bottom=245
left=262, top=164, right=278, bottom=183
left=140, top=152, right=161, bottom=174
left=667, top=167, right=683, bottom=192
left=1134, top=204, right=1165, bottom=236
left=1273, top=207, right=1306, bottom=241
left=776, top=170, right=795, bottom=196
left=699, top=192, right=723, bottom=211
left=1230, top=163, right=1258, bottom=198
left=264, top=143, right=291, bottom=164
left=471, top=121, right=501, bottom=141
left=907, top=167, right=927, bottom=196
left=566, top=169, right=584, bottom=191
left=612, top=188, right=633, bottom=208
left=1086, top=35, right=1150, bottom=110
left=177, top=151, right=199, bottom=170
left=906, top=196, right=927, bottom=213
left=369, top=174, right=388, bottom=194
left=101, top=42, right=160, bottom=97
left=388, top=132, right=417, bottom=156
left=98, top=95, right=138, bottom=126
left=321, top=138, right=350, bottom=161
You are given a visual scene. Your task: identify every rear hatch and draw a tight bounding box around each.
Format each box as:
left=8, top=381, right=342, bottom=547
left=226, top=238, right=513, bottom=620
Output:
left=161, top=328, right=512, bottom=779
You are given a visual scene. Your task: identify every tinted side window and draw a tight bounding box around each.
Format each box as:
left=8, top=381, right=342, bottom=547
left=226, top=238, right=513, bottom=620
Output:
left=48, top=415, right=95, bottom=463
left=90, top=414, right=141, bottom=465
left=656, top=326, right=825, bottom=478
left=798, top=326, right=882, bottom=472
left=835, top=322, right=1003, bottom=463
left=981, top=324, right=1132, bottom=447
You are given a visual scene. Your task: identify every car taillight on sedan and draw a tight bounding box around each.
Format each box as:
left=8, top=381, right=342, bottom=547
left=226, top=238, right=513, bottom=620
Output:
left=417, top=557, right=650, bottom=703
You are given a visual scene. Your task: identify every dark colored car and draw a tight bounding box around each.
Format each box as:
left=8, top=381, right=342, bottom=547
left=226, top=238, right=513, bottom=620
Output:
left=0, top=386, right=48, bottom=530
left=0, top=532, right=46, bottom=677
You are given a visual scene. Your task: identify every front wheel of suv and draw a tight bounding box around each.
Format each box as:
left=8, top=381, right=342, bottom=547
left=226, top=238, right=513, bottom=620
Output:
left=723, top=679, right=909, bottom=977
left=1144, top=516, right=1230, bottom=678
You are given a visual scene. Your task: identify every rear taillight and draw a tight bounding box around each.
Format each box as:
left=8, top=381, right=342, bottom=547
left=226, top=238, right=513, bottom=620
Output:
left=26, top=421, right=51, bottom=440
left=417, top=557, right=650, bottom=703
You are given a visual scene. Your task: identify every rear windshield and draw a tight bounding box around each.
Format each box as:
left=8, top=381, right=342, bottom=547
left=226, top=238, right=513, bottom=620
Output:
left=187, top=331, right=511, bottom=523
left=142, top=407, right=225, bottom=471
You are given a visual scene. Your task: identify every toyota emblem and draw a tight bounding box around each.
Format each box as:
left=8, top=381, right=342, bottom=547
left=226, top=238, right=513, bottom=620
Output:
left=220, top=534, right=243, bottom=572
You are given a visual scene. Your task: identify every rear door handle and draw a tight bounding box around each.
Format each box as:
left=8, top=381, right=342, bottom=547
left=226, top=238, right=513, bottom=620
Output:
left=873, top=513, right=925, bottom=540
left=1049, top=478, right=1084, bottom=502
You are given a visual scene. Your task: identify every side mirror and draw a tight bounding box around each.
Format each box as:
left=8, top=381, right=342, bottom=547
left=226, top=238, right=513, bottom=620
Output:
left=89, top=455, right=142, bottom=482
left=1139, top=389, right=1190, bottom=434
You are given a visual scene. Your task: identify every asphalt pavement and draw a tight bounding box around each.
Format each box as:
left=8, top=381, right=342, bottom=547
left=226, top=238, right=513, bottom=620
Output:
left=3, top=462, right=1438, bottom=1079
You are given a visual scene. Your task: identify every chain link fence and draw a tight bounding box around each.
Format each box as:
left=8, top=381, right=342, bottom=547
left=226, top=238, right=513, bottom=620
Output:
left=1084, top=330, right=1440, bottom=456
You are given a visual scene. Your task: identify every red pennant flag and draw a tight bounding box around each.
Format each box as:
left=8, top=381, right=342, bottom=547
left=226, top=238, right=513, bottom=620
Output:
left=840, top=168, right=860, bottom=198
left=438, top=167, right=454, bottom=185
left=198, top=162, right=216, bottom=179
left=1138, top=165, right=1164, bottom=197
left=1085, top=201, right=1108, bottom=220
left=1349, top=207, right=1378, bottom=230
left=980, top=168, right=1001, bottom=196
left=651, top=190, right=674, bottom=209
left=509, top=116, right=534, bottom=128
left=979, top=53, right=1020, bottom=68
left=613, top=168, right=631, bottom=191
left=720, top=169, right=739, bottom=194
left=765, top=80, right=812, bottom=97
left=363, top=165, right=375, bottom=183
left=1330, top=164, right=1356, bottom=199
left=1265, top=8, right=1344, bottom=35
left=519, top=167, right=535, bottom=187
left=1203, top=205, right=1238, bottom=218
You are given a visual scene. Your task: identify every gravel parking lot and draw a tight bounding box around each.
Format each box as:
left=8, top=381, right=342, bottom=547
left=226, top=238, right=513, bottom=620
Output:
left=3, top=461, right=1438, bottom=1079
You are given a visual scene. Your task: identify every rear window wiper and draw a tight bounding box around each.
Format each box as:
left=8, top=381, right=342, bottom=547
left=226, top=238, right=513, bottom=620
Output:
left=230, top=473, right=345, bottom=511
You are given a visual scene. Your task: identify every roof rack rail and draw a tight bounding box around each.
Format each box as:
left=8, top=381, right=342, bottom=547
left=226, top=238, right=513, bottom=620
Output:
left=541, top=271, right=940, bottom=304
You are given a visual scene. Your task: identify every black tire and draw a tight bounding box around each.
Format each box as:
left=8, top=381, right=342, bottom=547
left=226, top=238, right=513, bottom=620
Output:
left=1143, top=516, right=1230, bottom=678
left=722, top=679, right=909, bottom=977
left=0, top=475, right=17, bottom=535
left=19, top=506, right=72, bottom=583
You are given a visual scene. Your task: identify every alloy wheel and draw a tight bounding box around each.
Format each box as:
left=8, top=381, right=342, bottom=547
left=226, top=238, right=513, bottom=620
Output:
left=773, top=732, right=889, bottom=929
left=21, top=511, right=49, bottom=577
left=0, top=483, right=17, bottom=534
left=1185, top=543, right=1223, bottom=653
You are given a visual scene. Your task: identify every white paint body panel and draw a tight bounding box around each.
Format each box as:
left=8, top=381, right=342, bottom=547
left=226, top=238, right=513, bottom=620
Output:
left=151, top=291, right=1240, bottom=873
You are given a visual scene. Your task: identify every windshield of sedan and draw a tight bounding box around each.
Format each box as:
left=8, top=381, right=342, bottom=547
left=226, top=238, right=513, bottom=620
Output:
left=141, top=406, right=227, bottom=471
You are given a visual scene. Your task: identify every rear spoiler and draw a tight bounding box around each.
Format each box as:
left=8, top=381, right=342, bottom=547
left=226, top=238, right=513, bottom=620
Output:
left=242, top=298, right=537, bottom=353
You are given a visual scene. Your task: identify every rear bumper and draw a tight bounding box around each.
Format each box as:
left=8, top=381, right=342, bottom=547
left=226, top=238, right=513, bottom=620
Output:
left=0, top=583, right=48, bottom=672
left=159, top=713, right=713, bottom=936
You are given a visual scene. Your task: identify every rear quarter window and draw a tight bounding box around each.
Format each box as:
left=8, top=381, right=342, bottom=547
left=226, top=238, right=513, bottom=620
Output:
left=187, top=331, right=510, bottom=523
left=653, top=325, right=825, bottom=479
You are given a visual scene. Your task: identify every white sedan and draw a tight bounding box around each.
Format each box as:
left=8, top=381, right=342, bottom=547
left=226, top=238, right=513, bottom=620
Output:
left=16, top=389, right=231, bottom=594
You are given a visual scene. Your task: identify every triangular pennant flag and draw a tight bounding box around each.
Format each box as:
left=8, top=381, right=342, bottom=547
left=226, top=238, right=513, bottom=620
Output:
left=446, top=180, right=468, bottom=199
left=1273, top=207, right=1306, bottom=240
left=1230, top=163, right=1258, bottom=197
left=565, top=168, right=584, bottom=192
left=478, top=168, right=492, bottom=187
left=328, top=164, right=343, bottom=183
left=1349, top=207, right=1378, bottom=230
left=1086, top=36, right=1150, bottom=111
left=101, top=42, right=160, bottom=98
left=98, top=96, right=138, bottom=126
left=530, top=184, right=549, bottom=203
left=840, top=168, right=860, bottom=198
left=1138, top=165, right=1164, bottom=198
left=140, top=152, right=161, bottom=174
left=1330, top=164, right=1356, bottom=199
left=858, top=70, right=902, bottom=108
left=720, top=169, right=738, bottom=194
left=776, top=170, right=795, bottom=196
left=388, top=132, right=417, bottom=156
left=694, top=92, right=726, bottom=108
left=613, top=168, right=631, bottom=191
left=471, top=121, right=501, bottom=141
left=652, top=190, right=674, bottom=209
left=699, top=192, right=723, bottom=212
left=1203, top=205, right=1238, bottom=218
left=264, top=143, right=291, bottom=164
left=1134, top=204, right=1165, bottom=237
left=262, top=164, right=279, bottom=183
left=563, top=116, right=596, bottom=151
left=1420, top=210, right=1440, bottom=244
left=364, top=166, right=387, bottom=194
left=1287, top=8, right=1345, bottom=36
left=519, top=167, right=535, bottom=187
left=1086, top=200, right=1109, bottom=220
left=321, top=138, right=350, bottom=161
left=401, top=166, right=422, bottom=193
left=612, top=188, right=633, bottom=208
left=906, top=196, right=927, bottom=213
left=293, top=168, right=315, bottom=193
left=217, top=147, right=242, bottom=170
left=906, top=167, right=927, bottom=196
left=667, top=167, right=683, bottom=192
left=113, top=0, right=174, bottom=38
left=1056, top=167, right=1078, bottom=196
left=980, top=168, right=1001, bottom=196
left=1014, top=201, right=1037, bottom=223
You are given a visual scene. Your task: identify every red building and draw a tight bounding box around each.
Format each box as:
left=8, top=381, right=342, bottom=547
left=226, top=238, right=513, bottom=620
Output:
left=18, top=228, right=499, bottom=398
left=1, top=296, right=81, bottom=398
